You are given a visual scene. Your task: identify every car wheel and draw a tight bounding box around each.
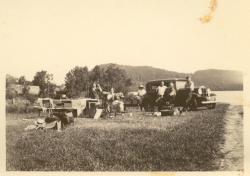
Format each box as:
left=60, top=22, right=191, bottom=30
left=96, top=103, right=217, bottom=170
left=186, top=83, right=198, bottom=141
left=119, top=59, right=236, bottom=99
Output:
left=142, top=99, right=149, bottom=112
left=143, top=104, right=148, bottom=112
left=208, top=103, right=216, bottom=109
left=190, top=98, right=198, bottom=111
left=72, top=109, right=78, bottom=117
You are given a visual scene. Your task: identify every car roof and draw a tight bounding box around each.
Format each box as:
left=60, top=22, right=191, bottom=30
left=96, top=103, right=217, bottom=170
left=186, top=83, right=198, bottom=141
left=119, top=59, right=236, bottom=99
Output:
left=146, top=78, right=187, bottom=84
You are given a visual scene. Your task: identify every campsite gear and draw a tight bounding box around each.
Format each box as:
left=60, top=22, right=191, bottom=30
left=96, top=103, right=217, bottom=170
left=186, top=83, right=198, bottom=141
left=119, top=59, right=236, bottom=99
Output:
left=161, top=109, right=174, bottom=116
left=52, top=112, right=74, bottom=126
left=24, top=110, right=74, bottom=131
left=89, top=102, right=97, bottom=118
left=24, top=125, right=37, bottom=131
left=153, top=112, right=161, bottom=116
left=94, top=109, right=103, bottom=119
left=101, top=91, right=125, bottom=117
left=83, top=99, right=99, bottom=118
left=27, top=86, right=40, bottom=95
left=34, top=118, right=46, bottom=129
left=35, top=98, right=99, bottom=118
left=173, top=107, right=181, bottom=116
left=111, top=100, right=125, bottom=113
left=25, top=118, right=57, bottom=131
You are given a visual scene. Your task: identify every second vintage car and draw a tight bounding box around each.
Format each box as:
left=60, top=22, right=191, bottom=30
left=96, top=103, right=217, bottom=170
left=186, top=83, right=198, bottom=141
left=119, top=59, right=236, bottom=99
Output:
left=142, top=78, right=217, bottom=113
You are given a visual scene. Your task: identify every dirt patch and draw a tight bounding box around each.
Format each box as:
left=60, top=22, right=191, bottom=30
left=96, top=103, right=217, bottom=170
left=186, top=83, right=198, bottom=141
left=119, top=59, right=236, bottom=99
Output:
left=218, top=105, right=243, bottom=171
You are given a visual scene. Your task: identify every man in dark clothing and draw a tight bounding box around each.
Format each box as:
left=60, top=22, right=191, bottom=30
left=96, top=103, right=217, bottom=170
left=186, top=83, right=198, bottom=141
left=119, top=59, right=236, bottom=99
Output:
left=183, top=76, right=195, bottom=111
left=90, top=82, right=102, bottom=99
left=164, top=82, right=176, bottom=105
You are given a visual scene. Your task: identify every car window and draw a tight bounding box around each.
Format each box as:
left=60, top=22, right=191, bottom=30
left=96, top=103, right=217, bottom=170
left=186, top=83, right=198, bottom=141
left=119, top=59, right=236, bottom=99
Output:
left=176, top=81, right=186, bottom=90
left=146, top=83, right=159, bottom=91
left=147, top=81, right=169, bottom=91
left=151, top=85, right=158, bottom=90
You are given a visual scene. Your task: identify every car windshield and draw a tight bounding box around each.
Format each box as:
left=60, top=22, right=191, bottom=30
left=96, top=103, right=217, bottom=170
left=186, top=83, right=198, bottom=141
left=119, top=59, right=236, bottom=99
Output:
left=176, top=81, right=186, bottom=90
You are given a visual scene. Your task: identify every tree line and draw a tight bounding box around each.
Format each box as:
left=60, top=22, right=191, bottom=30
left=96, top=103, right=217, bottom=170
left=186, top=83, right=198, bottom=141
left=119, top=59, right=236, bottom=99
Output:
left=6, top=64, right=132, bottom=99
left=6, top=64, right=243, bottom=101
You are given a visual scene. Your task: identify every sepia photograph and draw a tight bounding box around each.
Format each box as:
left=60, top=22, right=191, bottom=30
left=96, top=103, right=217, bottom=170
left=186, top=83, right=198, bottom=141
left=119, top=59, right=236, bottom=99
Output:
left=1, top=0, right=249, bottom=174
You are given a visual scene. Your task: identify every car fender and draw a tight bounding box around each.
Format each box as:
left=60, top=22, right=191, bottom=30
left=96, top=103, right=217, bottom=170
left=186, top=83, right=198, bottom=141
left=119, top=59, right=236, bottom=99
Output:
left=192, top=92, right=200, bottom=98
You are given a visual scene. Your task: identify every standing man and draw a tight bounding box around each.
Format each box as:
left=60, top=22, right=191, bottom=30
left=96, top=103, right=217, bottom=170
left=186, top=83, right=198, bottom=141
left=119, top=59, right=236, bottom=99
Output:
left=137, top=85, right=146, bottom=97
left=183, top=76, right=194, bottom=111
left=164, top=82, right=176, bottom=104
left=156, top=81, right=167, bottom=99
left=136, top=85, right=146, bottom=111
left=155, top=81, right=167, bottom=110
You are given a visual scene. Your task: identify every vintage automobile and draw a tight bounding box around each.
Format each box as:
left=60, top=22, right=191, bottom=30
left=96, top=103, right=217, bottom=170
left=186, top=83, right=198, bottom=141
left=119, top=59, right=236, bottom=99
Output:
left=142, top=78, right=217, bottom=112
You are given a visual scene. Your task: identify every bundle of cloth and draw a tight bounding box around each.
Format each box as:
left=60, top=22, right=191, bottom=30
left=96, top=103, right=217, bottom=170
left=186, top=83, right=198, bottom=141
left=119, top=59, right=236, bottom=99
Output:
left=101, top=91, right=125, bottom=115
left=24, top=112, right=74, bottom=131
left=108, top=92, right=125, bottom=114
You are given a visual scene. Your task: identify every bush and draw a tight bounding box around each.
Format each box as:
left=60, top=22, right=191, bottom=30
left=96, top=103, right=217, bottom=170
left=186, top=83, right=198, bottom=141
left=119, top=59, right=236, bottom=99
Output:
left=23, top=94, right=38, bottom=104
left=6, top=104, right=26, bottom=113
left=6, top=95, right=39, bottom=114
left=6, top=103, right=37, bottom=114
left=6, top=89, right=17, bottom=99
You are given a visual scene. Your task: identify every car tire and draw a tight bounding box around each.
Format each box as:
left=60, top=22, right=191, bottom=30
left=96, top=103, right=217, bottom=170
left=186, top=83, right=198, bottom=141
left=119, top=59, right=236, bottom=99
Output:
left=191, top=98, right=198, bottom=111
left=142, top=100, right=150, bottom=112
left=72, top=109, right=78, bottom=117
left=208, top=103, right=216, bottom=109
left=142, top=97, right=154, bottom=112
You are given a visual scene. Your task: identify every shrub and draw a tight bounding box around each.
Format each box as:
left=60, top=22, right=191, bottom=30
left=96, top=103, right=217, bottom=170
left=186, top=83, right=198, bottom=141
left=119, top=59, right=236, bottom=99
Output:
left=6, top=104, right=26, bottom=113
left=23, top=94, right=38, bottom=104
left=6, top=103, right=37, bottom=114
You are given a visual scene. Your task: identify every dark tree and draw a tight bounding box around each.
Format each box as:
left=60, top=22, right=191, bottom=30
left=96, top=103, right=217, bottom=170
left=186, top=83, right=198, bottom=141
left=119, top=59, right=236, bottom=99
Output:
left=6, top=74, right=17, bottom=88
left=65, top=66, right=89, bottom=98
left=32, top=71, right=54, bottom=97
left=18, top=76, right=26, bottom=85
left=90, top=65, right=106, bottom=86
left=6, top=87, right=17, bottom=99
left=103, top=64, right=132, bottom=93
left=6, top=75, right=18, bottom=99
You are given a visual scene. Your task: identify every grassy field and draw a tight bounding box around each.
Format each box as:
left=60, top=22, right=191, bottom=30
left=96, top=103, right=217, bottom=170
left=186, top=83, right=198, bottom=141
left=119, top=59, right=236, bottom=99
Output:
left=6, top=104, right=229, bottom=171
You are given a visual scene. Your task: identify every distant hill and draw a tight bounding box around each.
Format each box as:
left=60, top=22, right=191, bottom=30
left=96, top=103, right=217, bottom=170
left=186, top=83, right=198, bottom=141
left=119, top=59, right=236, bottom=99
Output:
left=98, top=64, right=243, bottom=91
left=192, top=69, right=243, bottom=91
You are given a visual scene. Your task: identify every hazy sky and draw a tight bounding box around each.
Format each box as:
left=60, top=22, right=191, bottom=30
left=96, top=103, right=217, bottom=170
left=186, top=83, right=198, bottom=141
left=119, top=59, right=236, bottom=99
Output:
left=1, top=0, right=249, bottom=84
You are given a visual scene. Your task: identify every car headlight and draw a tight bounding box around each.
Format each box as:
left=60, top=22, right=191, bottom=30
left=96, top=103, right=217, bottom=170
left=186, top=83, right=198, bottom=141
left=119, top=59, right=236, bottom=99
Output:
left=198, top=86, right=206, bottom=95
left=198, top=88, right=202, bottom=95
left=207, top=88, right=211, bottom=96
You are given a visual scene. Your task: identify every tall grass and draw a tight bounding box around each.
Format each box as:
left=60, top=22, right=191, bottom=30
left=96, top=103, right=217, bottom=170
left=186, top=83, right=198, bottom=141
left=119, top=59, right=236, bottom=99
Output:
left=6, top=104, right=37, bottom=113
left=6, top=104, right=229, bottom=171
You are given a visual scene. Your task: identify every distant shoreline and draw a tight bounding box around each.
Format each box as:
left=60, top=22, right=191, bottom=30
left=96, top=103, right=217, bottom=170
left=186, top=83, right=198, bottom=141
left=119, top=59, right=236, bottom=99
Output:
left=214, top=90, right=243, bottom=92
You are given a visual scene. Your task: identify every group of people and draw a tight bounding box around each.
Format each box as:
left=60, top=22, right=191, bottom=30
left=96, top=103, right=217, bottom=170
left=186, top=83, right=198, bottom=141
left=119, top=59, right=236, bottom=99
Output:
left=155, top=81, right=176, bottom=104
left=90, top=76, right=195, bottom=114
left=90, top=82, right=125, bottom=114
left=135, top=76, right=195, bottom=111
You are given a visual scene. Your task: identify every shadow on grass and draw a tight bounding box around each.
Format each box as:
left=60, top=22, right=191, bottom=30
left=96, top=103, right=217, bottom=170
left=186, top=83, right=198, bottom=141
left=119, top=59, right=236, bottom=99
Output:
left=7, top=104, right=229, bottom=171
